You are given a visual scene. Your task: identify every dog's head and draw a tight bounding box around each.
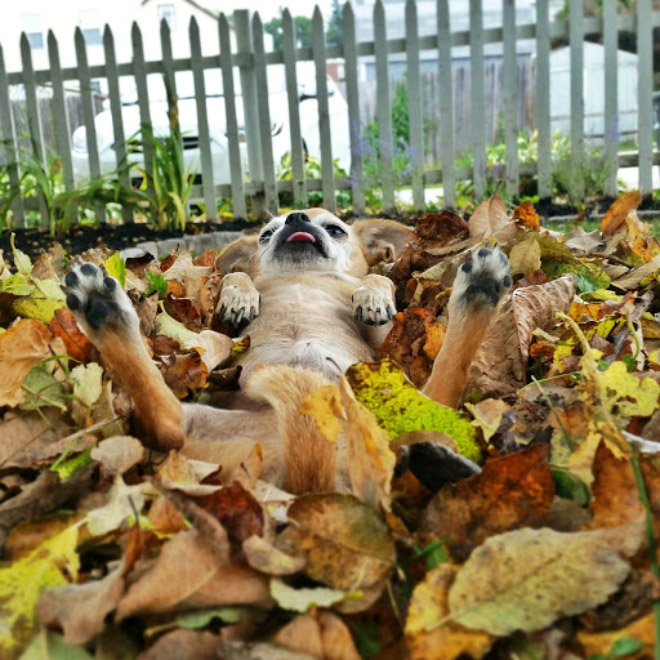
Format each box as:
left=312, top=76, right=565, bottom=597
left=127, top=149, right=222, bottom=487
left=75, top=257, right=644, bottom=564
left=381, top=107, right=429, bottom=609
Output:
left=216, top=208, right=415, bottom=277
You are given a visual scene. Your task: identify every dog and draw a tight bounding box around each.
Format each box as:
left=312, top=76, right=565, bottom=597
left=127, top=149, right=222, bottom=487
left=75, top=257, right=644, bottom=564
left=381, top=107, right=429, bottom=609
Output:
left=64, top=209, right=512, bottom=493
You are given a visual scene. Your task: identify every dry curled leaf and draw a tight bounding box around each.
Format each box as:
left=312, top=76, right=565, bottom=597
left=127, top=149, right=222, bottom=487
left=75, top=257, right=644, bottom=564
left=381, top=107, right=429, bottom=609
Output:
left=512, top=200, right=540, bottom=232
left=466, top=275, right=576, bottom=397
left=600, top=190, right=642, bottom=235
left=467, top=194, right=517, bottom=241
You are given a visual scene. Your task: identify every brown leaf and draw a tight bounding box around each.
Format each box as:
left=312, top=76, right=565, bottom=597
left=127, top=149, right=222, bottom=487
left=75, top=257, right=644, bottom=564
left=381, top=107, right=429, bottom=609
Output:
left=243, top=534, right=306, bottom=576
left=281, top=493, right=396, bottom=591
left=600, top=190, right=642, bottom=235
left=588, top=442, right=660, bottom=531
left=416, top=210, right=470, bottom=245
left=158, top=351, right=208, bottom=398
left=405, top=564, right=494, bottom=660
left=512, top=200, right=540, bottom=232
left=194, top=481, right=265, bottom=544
left=37, top=565, right=125, bottom=644
left=467, top=194, right=517, bottom=241
left=465, top=275, right=576, bottom=397
left=0, top=319, right=51, bottom=407
left=49, top=307, right=94, bottom=362
left=147, top=495, right=188, bottom=535
left=115, top=529, right=269, bottom=620
left=273, top=611, right=361, bottom=660
left=140, top=630, right=221, bottom=660
left=91, top=436, right=144, bottom=477
left=419, top=445, right=555, bottom=561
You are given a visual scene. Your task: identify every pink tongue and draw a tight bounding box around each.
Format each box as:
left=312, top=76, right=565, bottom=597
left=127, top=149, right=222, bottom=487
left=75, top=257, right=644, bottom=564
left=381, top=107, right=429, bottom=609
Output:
left=287, top=231, right=316, bottom=243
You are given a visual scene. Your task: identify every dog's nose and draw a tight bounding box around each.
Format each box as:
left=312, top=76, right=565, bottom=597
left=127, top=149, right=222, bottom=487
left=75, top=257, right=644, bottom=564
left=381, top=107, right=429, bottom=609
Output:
left=285, top=212, right=310, bottom=225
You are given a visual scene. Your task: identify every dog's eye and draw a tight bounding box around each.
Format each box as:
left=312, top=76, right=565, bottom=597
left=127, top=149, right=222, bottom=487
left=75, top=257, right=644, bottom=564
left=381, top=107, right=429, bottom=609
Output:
left=325, top=225, right=346, bottom=238
left=259, top=230, right=273, bottom=244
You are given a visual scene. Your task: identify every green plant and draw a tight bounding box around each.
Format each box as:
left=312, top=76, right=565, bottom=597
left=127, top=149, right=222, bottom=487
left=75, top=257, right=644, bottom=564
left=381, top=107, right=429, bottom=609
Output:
left=136, top=79, right=194, bottom=231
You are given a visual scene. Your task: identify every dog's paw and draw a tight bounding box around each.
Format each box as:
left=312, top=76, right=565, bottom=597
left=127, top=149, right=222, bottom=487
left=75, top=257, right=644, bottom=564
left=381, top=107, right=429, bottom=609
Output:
left=65, top=262, right=137, bottom=333
left=452, top=245, right=512, bottom=309
left=352, top=285, right=396, bottom=326
left=217, top=273, right=260, bottom=326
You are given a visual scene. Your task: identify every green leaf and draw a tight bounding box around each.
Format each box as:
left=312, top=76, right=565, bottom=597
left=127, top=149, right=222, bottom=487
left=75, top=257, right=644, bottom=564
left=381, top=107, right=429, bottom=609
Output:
left=155, top=309, right=199, bottom=345
left=346, top=360, right=481, bottom=463
left=20, top=363, right=68, bottom=412
left=104, top=252, right=126, bottom=288
left=51, top=449, right=93, bottom=481
left=34, top=279, right=66, bottom=301
left=176, top=607, right=247, bottom=629
left=550, top=468, right=591, bottom=506
left=576, top=271, right=599, bottom=293
left=20, top=630, right=93, bottom=660
left=144, top=272, right=168, bottom=299
left=0, top=274, right=35, bottom=296
left=609, top=637, right=644, bottom=658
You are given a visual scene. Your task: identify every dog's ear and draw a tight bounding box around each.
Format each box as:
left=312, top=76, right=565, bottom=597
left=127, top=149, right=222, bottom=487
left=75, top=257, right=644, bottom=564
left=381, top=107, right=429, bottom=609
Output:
left=215, top=235, right=259, bottom=274
left=352, top=219, right=416, bottom=266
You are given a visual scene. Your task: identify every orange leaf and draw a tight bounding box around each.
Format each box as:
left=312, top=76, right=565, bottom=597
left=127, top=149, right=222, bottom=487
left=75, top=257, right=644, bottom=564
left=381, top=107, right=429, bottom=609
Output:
left=512, top=200, right=540, bottom=232
left=600, top=190, right=642, bottom=235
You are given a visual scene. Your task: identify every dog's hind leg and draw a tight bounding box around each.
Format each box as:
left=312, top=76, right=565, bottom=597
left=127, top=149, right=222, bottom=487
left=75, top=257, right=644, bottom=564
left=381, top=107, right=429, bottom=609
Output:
left=65, top=262, right=185, bottom=451
left=423, top=246, right=512, bottom=408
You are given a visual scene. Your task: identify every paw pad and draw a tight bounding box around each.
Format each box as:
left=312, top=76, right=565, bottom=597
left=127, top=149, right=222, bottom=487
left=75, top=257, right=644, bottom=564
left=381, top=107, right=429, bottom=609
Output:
left=454, top=246, right=512, bottom=309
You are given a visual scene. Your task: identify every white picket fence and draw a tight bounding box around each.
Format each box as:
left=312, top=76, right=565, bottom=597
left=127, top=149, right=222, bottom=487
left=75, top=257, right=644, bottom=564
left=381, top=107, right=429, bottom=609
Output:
left=0, top=0, right=658, bottom=227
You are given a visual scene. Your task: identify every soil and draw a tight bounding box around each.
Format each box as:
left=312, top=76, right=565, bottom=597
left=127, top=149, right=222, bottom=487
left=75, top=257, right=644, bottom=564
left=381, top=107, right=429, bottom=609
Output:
left=1, top=218, right=257, bottom=260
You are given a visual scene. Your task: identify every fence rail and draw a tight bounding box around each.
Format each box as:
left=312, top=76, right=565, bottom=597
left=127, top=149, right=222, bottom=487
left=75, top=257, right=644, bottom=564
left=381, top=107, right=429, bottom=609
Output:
left=0, top=0, right=658, bottom=230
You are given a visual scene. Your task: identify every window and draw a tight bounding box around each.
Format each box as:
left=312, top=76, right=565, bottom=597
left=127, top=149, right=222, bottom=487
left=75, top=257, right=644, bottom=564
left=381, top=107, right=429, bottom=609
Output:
left=158, top=4, right=176, bottom=31
left=21, top=13, right=44, bottom=50
left=78, top=9, right=101, bottom=47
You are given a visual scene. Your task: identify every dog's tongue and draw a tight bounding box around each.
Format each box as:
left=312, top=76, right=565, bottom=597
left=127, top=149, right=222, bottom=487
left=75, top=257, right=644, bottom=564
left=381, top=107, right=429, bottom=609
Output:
left=286, top=231, right=316, bottom=243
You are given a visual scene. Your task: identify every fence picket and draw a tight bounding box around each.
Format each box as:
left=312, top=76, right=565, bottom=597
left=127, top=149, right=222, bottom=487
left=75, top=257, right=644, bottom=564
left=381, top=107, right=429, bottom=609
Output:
left=602, top=0, right=618, bottom=197
left=75, top=27, right=105, bottom=223
left=342, top=2, right=365, bottom=215
left=160, top=19, right=177, bottom=104
left=189, top=17, right=216, bottom=221
left=252, top=12, right=278, bottom=216
left=282, top=10, right=306, bottom=208
left=569, top=0, right=584, bottom=200
left=535, top=0, right=551, bottom=201
left=312, top=6, right=335, bottom=212
left=47, top=32, right=74, bottom=195
left=103, top=25, right=132, bottom=223
left=0, top=45, right=24, bottom=228
left=637, top=0, right=653, bottom=193
left=235, top=10, right=264, bottom=213
left=218, top=14, right=246, bottom=219
left=437, top=0, right=456, bottom=208
left=469, top=0, right=486, bottom=199
left=20, top=33, right=48, bottom=227
left=131, top=22, right=155, bottom=208
left=405, top=0, right=424, bottom=211
left=503, top=0, right=518, bottom=199
left=374, top=0, right=395, bottom=213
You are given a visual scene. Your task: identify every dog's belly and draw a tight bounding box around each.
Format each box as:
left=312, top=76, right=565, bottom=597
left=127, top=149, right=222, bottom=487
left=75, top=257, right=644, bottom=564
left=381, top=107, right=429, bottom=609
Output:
left=238, top=302, right=375, bottom=381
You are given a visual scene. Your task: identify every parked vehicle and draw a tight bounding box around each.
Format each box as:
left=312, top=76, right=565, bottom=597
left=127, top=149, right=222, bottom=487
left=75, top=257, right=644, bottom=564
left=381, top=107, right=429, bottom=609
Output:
left=71, top=63, right=351, bottom=185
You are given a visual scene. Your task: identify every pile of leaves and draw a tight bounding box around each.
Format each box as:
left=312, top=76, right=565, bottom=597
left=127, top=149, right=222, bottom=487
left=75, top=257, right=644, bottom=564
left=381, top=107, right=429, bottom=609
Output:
left=0, top=191, right=659, bottom=659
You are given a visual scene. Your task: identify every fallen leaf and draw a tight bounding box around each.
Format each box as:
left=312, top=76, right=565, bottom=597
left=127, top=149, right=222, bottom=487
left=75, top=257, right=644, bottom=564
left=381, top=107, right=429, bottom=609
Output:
left=405, top=564, right=494, bottom=660
left=578, top=612, right=654, bottom=660
left=36, top=564, right=125, bottom=645
left=447, top=524, right=643, bottom=636
left=466, top=275, right=576, bottom=397
left=512, top=200, right=540, bottom=232
left=508, top=237, right=542, bottom=276
left=465, top=398, right=512, bottom=443
left=600, top=190, right=642, bottom=235
left=419, top=445, right=555, bottom=561
left=468, top=194, right=517, bottom=241
left=565, top=226, right=605, bottom=253
left=85, top=476, right=149, bottom=537
left=20, top=630, right=93, bottom=660
left=243, top=535, right=306, bottom=575
left=70, top=362, right=103, bottom=408
left=273, top=610, right=361, bottom=660
left=0, top=525, right=79, bottom=658
left=280, top=493, right=395, bottom=592
left=90, top=436, right=145, bottom=476
left=0, top=319, right=51, bottom=407
left=598, top=361, right=660, bottom=421
left=140, top=629, right=221, bottom=660
left=270, top=578, right=348, bottom=613
left=49, top=307, right=94, bottom=362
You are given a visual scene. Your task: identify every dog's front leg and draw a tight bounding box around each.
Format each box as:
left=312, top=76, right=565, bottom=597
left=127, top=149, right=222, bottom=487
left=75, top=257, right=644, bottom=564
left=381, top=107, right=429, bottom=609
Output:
left=216, top=272, right=260, bottom=327
left=65, top=263, right=184, bottom=450
left=352, top=273, right=396, bottom=347
left=423, top=246, right=512, bottom=408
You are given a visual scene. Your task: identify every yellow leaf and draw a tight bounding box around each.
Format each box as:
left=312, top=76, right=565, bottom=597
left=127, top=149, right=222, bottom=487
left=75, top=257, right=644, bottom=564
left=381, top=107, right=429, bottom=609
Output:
left=0, top=525, right=79, bottom=658
left=508, top=238, right=541, bottom=276
left=598, top=361, right=660, bottom=419
left=405, top=565, right=494, bottom=660
left=578, top=612, right=654, bottom=660
left=299, top=385, right=343, bottom=444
